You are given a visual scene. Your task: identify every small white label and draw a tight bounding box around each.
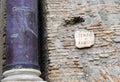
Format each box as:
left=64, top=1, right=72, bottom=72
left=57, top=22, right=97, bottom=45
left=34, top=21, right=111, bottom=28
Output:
left=75, top=30, right=94, bottom=48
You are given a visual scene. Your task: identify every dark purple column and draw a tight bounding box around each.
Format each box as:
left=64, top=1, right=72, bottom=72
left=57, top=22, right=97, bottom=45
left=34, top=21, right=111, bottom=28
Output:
left=4, top=0, right=39, bottom=71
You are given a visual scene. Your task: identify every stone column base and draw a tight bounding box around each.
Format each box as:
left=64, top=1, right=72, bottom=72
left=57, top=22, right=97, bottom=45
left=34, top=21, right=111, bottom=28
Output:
left=1, top=69, right=46, bottom=82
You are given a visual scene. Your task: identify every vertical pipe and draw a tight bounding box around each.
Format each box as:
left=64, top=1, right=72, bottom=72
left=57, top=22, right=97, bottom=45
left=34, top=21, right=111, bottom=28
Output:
left=5, top=0, right=39, bottom=72
left=2, top=0, right=46, bottom=81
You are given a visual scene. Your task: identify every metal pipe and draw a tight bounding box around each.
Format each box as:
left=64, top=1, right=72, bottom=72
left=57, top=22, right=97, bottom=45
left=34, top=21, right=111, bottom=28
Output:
left=2, top=0, right=46, bottom=81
